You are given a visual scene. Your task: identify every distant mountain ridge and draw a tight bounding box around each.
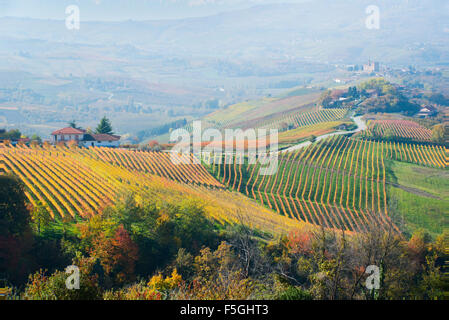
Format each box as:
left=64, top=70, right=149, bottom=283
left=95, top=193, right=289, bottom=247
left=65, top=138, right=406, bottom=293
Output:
left=0, top=0, right=448, bottom=65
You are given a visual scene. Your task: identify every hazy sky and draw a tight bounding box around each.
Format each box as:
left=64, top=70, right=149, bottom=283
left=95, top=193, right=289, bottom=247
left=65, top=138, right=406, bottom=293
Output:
left=0, top=0, right=312, bottom=21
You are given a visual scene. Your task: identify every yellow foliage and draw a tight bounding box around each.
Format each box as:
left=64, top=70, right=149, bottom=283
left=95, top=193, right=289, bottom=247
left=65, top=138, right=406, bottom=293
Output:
left=148, top=268, right=182, bottom=292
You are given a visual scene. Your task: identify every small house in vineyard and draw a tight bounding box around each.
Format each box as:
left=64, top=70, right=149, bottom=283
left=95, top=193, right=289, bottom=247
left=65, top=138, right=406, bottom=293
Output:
left=51, top=127, right=120, bottom=148
left=417, top=105, right=437, bottom=118
left=81, top=133, right=121, bottom=148
left=51, top=127, right=86, bottom=143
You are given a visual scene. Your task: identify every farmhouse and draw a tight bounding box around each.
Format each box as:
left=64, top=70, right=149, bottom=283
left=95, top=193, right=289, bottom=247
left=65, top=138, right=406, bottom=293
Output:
left=51, top=127, right=120, bottom=147
left=81, top=133, right=121, bottom=148
left=51, top=127, right=86, bottom=143
left=417, top=105, right=437, bottom=118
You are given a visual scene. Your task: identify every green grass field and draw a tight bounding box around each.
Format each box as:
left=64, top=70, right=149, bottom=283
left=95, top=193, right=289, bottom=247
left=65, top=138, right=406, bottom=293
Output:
left=386, top=160, right=449, bottom=237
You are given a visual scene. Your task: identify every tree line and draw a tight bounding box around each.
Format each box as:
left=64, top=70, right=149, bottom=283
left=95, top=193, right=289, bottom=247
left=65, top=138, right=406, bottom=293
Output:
left=0, top=174, right=447, bottom=300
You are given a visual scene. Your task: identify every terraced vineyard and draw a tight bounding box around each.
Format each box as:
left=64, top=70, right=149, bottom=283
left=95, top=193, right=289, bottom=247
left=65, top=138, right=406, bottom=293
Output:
left=203, top=92, right=321, bottom=128
left=183, top=120, right=221, bottom=136
left=278, top=120, right=352, bottom=145
left=1, top=138, right=446, bottom=234
left=0, top=144, right=311, bottom=234
left=364, top=119, right=433, bottom=142
left=182, top=109, right=347, bottom=136
left=383, top=140, right=447, bottom=168
left=176, top=109, right=349, bottom=150
left=258, top=108, right=348, bottom=131
left=0, top=144, right=221, bottom=218
left=86, top=146, right=221, bottom=187
left=208, top=136, right=447, bottom=233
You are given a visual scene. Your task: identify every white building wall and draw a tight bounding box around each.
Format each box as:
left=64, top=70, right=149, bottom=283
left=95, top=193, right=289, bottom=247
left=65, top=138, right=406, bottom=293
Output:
left=81, top=140, right=120, bottom=148
left=52, top=133, right=84, bottom=144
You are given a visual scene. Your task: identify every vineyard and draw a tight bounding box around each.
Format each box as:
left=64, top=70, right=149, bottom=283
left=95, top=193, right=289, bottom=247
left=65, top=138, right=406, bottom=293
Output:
left=203, top=92, right=321, bottom=128
left=1, top=136, right=446, bottom=235
left=0, top=143, right=312, bottom=234
left=363, top=119, right=433, bottom=142
left=382, top=140, right=447, bottom=168
left=0, top=145, right=219, bottom=217
left=182, top=109, right=347, bottom=138
left=86, top=146, right=221, bottom=187
left=258, top=108, right=348, bottom=131
left=278, top=120, right=352, bottom=145
left=207, top=136, right=447, bottom=233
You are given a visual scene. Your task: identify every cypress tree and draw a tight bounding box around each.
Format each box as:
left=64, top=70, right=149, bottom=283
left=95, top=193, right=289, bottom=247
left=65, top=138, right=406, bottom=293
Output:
left=95, top=116, right=113, bottom=134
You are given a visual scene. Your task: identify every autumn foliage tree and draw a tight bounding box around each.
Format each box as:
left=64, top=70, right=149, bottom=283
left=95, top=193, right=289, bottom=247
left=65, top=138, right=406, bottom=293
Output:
left=0, top=175, right=34, bottom=284
left=79, top=220, right=138, bottom=285
left=174, top=242, right=256, bottom=300
left=431, top=124, right=446, bottom=144
left=23, top=256, right=102, bottom=300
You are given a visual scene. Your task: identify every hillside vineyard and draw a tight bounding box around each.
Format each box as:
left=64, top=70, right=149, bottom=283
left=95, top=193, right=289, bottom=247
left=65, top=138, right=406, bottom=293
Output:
left=209, top=136, right=447, bottom=233
left=258, top=108, right=348, bottom=130
left=364, top=120, right=433, bottom=142
left=0, top=144, right=223, bottom=219
left=1, top=138, right=446, bottom=233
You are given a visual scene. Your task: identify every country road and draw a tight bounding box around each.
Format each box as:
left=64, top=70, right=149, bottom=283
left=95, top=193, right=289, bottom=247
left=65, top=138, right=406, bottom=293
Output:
left=164, top=115, right=367, bottom=156
left=281, top=115, right=366, bottom=153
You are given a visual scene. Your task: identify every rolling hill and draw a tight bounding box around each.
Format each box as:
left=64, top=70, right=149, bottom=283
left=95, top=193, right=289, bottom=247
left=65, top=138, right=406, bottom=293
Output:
left=206, top=135, right=447, bottom=235
left=0, top=143, right=309, bottom=235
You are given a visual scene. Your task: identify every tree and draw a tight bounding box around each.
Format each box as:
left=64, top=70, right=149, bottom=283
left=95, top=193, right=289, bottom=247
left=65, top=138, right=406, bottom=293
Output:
left=0, top=174, right=34, bottom=285
left=426, top=92, right=449, bottom=106
left=359, top=78, right=390, bottom=94
left=318, top=90, right=332, bottom=108
left=68, top=120, right=79, bottom=129
left=174, top=242, right=255, bottom=300
left=23, top=256, right=102, bottom=300
left=95, top=116, right=113, bottom=134
left=0, top=129, right=21, bottom=140
left=30, top=202, right=51, bottom=235
left=30, top=134, right=42, bottom=144
left=0, top=174, right=30, bottom=237
left=431, top=124, right=445, bottom=144
left=89, top=224, right=139, bottom=284
left=347, top=86, right=359, bottom=99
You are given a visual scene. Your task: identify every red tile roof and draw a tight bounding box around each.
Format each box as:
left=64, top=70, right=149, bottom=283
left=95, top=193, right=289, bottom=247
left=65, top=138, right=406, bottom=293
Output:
left=88, top=133, right=120, bottom=142
left=51, top=127, right=86, bottom=135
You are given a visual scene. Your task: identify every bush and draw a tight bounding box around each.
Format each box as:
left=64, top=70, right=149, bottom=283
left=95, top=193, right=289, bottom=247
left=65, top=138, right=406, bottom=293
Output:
left=23, top=257, right=102, bottom=300
left=275, top=285, right=313, bottom=300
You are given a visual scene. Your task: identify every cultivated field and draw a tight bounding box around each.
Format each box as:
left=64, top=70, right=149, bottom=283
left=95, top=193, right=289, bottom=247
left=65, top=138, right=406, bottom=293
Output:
left=204, top=92, right=321, bottom=128
left=278, top=120, right=352, bottom=145
left=0, top=144, right=311, bottom=234
left=0, top=144, right=222, bottom=218
left=207, top=136, right=447, bottom=233
left=364, top=119, right=433, bottom=142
